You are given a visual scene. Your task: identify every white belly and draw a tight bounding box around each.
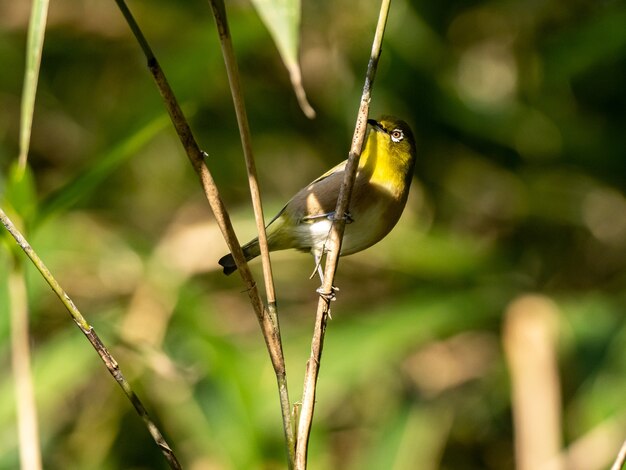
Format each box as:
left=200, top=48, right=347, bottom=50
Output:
left=292, top=201, right=396, bottom=257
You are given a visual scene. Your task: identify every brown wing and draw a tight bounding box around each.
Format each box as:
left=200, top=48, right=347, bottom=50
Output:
left=285, top=160, right=347, bottom=222
left=267, top=160, right=347, bottom=225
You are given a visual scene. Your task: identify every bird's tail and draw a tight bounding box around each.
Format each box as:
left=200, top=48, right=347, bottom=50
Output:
left=218, top=239, right=261, bottom=275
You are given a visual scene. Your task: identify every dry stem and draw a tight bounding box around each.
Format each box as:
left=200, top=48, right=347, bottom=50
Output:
left=208, top=0, right=294, bottom=462
left=8, top=259, right=42, bottom=470
left=294, top=1, right=392, bottom=468
left=114, top=0, right=293, bottom=464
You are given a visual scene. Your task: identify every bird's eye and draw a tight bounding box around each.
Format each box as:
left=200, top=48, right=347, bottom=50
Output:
left=390, top=129, right=404, bottom=143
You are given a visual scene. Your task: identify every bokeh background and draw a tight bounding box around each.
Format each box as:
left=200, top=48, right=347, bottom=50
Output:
left=1, top=0, right=626, bottom=468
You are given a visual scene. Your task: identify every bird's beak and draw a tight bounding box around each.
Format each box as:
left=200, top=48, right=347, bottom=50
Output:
left=367, top=118, right=385, bottom=133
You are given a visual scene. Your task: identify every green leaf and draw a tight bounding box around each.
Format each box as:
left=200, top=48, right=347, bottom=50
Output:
left=38, top=113, right=171, bottom=223
left=18, top=0, right=50, bottom=170
left=249, top=0, right=315, bottom=118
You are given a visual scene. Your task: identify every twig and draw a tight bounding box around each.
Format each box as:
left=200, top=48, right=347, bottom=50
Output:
left=0, top=208, right=182, bottom=470
left=612, top=439, right=626, bottom=470
left=112, top=0, right=293, bottom=464
left=208, top=0, right=294, bottom=464
left=207, top=0, right=277, bottom=307
left=294, top=1, right=392, bottom=468
left=9, top=259, right=43, bottom=470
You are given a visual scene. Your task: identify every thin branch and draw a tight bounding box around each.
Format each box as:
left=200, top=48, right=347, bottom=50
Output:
left=9, top=259, right=42, bottom=470
left=112, top=0, right=293, bottom=464
left=0, top=208, right=182, bottom=470
left=294, top=1, right=392, bottom=468
left=207, top=0, right=277, bottom=308
left=112, top=0, right=272, bottom=359
left=208, top=0, right=294, bottom=464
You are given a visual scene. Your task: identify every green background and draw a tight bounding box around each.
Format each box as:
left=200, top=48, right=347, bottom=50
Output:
left=1, top=0, right=625, bottom=468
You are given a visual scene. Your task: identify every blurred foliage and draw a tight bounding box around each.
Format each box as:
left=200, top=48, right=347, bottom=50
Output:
left=1, top=0, right=625, bottom=469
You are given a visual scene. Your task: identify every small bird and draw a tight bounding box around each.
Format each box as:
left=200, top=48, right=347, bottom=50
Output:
left=218, top=116, right=416, bottom=277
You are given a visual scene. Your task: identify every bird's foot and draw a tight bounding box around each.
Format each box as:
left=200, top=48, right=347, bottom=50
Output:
left=316, top=286, right=338, bottom=319
left=329, top=211, right=354, bottom=223
left=316, top=285, right=339, bottom=302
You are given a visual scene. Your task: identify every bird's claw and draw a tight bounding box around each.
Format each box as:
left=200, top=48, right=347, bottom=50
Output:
left=329, top=211, right=354, bottom=224
left=316, top=285, right=339, bottom=302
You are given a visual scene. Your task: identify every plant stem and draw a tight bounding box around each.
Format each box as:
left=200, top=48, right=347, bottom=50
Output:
left=0, top=208, right=182, bottom=470
left=9, top=258, right=43, bottom=470
left=18, top=0, right=49, bottom=174
left=113, top=0, right=294, bottom=464
left=208, top=0, right=294, bottom=464
left=294, top=1, right=392, bottom=468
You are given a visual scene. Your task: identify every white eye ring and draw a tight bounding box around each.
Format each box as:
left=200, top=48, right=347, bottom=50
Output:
left=390, top=129, right=404, bottom=143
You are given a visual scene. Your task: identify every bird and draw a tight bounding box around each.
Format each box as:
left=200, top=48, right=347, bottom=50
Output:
left=218, top=116, right=416, bottom=279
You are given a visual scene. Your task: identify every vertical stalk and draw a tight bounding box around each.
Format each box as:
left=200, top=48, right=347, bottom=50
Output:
left=294, top=1, right=392, bottom=468
left=208, top=0, right=294, bottom=463
left=113, top=0, right=294, bottom=464
left=9, top=259, right=43, bottom=470
left=18, top=0, right=49, bottom=173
